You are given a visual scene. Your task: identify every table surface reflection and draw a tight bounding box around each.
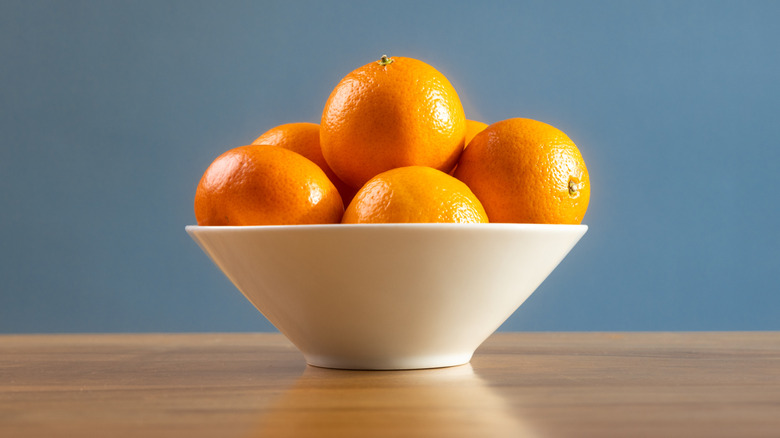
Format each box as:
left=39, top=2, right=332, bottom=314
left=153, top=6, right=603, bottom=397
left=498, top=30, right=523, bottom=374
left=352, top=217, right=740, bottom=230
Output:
left=2, top=332, right=779, bottom=437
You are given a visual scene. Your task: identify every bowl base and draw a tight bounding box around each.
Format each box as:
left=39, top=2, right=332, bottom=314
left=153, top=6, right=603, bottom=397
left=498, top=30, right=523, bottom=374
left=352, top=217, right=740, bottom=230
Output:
left=302, top=352, right=474, bottom=371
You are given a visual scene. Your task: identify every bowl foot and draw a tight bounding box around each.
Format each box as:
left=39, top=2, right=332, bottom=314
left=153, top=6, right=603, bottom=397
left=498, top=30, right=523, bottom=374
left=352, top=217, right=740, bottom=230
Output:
left=303, top=352, right=474, bottom=371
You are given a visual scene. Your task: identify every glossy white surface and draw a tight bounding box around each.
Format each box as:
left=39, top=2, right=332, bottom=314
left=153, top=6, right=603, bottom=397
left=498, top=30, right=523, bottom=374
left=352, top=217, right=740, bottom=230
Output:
left=186, top=224, right=587, bottom=370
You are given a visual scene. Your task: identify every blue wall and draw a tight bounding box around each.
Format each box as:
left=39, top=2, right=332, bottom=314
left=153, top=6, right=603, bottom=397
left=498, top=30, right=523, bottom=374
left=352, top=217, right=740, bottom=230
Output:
left=2, top=0, right=778, bottom=333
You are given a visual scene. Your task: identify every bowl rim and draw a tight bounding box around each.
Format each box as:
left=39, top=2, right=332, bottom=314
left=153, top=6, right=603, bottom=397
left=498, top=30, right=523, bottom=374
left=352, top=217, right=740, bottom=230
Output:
left=185, top=223, right=588, bottom=233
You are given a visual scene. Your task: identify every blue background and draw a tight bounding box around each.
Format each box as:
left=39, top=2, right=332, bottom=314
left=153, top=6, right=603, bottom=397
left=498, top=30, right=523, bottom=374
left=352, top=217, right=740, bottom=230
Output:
left=2, top=0, right=778, bottom=333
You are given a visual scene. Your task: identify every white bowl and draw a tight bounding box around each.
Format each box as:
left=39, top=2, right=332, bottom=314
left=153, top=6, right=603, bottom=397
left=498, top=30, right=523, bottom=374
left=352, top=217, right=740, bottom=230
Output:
left=186, top=223, right=587, bottom=370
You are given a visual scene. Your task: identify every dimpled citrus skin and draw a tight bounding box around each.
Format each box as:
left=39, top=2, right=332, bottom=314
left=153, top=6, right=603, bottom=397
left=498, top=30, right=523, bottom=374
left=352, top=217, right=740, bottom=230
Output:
left=252, top=122, right=357, bottom=204
left=342, top=166, right=488, bottom=224
left=194, top=145, right=344, bottom=226
left=454, top=118, right=590, bottom=224
left=321, top=56, right=467, bottom=189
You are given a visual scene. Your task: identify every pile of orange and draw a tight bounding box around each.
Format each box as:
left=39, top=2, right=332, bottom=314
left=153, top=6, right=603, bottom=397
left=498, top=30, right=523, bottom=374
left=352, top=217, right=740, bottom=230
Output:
left=194, top=55, right=590, bottom=226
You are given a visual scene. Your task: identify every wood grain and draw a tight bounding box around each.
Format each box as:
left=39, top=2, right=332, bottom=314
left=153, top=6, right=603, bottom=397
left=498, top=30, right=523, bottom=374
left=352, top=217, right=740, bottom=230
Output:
left=1, top=332, right=779, bottom=437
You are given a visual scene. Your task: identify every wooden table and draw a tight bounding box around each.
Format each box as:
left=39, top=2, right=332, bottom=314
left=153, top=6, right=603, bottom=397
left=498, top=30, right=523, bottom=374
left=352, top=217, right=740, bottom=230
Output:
left=1, top=332, right=779, bottom=437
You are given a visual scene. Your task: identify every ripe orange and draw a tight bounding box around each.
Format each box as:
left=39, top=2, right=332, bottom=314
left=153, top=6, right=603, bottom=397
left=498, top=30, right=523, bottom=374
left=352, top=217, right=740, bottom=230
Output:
left=194, top=145, right=344, bottom=226
left=454, top=118, right=590, bottom=224
left=342, top=166, right=488, bottom=224
left=464, top=119, right=488, bottom=147
left=252, top=122, right=357, bottom=204
left=321, top=55, right=467, bottom=189
left=450, top=119, right=488, bottom=175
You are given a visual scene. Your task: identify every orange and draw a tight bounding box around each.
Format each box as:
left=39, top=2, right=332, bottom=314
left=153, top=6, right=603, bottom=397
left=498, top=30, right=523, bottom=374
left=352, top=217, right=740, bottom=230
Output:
left=464, top=119, right=488, bottom=147
left=342, top=166, right=488, bottom=224
left=252, top=122, right=357, bottom=204
left=194, top=145, right=344, bottom=226
left=454, top=118, right=589, bottom=224
left=450, top=119, right=488, bottom=175
left=321, top=55, right=467, bottom=189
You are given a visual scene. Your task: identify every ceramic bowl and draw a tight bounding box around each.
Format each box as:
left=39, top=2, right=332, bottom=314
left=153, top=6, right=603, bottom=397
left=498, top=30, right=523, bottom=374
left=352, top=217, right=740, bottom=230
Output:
left=186, top=223, right=587, bottom=370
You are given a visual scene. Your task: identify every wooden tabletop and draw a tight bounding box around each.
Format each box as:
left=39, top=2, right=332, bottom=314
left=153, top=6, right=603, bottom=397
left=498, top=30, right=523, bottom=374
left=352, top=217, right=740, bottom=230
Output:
left=1, top=332, right=779, bottom=437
